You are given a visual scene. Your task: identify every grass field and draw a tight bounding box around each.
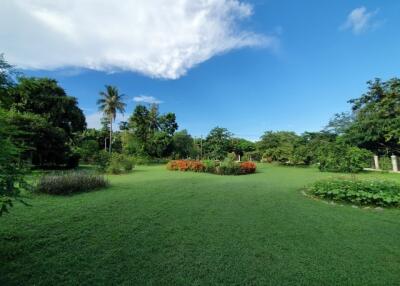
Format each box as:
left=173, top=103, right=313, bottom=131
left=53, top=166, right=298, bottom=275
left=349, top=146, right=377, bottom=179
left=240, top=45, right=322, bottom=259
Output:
left=1, top=164, right=400, bottom=285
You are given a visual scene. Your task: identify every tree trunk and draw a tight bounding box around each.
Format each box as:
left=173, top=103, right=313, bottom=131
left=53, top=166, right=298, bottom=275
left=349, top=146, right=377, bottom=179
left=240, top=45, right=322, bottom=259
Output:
left=109, top=115, right=112, bottom=153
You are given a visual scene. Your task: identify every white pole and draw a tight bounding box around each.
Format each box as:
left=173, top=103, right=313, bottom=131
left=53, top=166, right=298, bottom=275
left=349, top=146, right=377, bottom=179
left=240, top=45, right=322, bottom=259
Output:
left=391, top=155, right=398, bottom=172
left=373, top=155, right=380, bottom=170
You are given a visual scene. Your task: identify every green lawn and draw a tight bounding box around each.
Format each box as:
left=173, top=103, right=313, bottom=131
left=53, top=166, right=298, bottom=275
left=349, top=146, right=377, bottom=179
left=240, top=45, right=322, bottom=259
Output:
left=1, top=164, right=400, bottom=285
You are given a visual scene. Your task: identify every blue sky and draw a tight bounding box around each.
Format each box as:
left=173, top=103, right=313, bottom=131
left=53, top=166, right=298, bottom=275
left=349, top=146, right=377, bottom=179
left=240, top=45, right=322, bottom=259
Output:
left=2, top=0, right=400, bottom=141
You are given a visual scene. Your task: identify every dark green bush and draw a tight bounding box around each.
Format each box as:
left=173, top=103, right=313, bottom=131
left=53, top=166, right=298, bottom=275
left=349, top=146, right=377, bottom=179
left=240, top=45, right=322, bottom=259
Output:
left=309, top=178, right=400, bottom=207
left=93, top=150, right=111, bottom=172
left=202, top=159, right=218, bottom=173
left=36, top=171, right=109, bottom=195
left=318, top=141, right=372, bottom=173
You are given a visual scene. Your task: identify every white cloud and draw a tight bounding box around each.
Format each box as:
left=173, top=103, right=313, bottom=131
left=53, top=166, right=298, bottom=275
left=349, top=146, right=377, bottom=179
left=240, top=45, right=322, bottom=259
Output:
left=1, top=0, right=275, bottom=79
left=133, top=95, right=162, bottom=104
left=341, top=7, right=378, bottom=34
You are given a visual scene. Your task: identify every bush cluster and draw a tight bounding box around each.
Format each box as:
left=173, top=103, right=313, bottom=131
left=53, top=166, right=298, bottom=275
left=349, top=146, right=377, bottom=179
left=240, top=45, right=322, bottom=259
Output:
left=167, top=159, right=256, bottom=175
left=92, top=151, right=135, bottom=174
left=107, top=153, right=135, bottom=174
left=36, top=171, right=109, bottom=195
left=309, top=178, right=400, bottom=207
left=318, top=144, right=372, bottom=173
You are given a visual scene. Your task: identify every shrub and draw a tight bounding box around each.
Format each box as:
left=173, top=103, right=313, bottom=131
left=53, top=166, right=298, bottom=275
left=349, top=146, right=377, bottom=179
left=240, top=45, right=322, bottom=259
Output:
left=318, top=141, right=372, bottom=173
left=166, top=160, right=179, bottom=170
left=240, top=161, right=257, bottom=174
left=36, top=171, right=109, bottom=195
left=93, top=150, right=111, bottom=172
left=66, top=153, right=80, bottom=169
left=309, top=178, right=400, bottom=207
left=215, top=159, right=241, bottom=175
left=188, top=160, right=205, bottom=172
left=107, top=153, right=135, bottom=174
left=202, top=159, right=218, bottom=173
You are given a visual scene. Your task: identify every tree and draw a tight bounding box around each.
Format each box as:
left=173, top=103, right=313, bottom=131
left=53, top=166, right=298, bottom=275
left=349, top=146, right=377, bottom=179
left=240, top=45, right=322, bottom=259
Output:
left=0, top=109, right=30, bottom=215
left=5, top=77, right=86, bottom=167
left=204, top=127, right=233, bottom=160
left=257, top=131, right=300, bottom=163
left=127, top=104, right=178, bottom=157
left=97, top=85, right=126, bottom=153
left=231, top=138, right=256, bottom=158
left=343, top=78, right=400, bottom=155
left=325, top=112, right=354, bottom=135
left=172, top=130, right=195, bottom=159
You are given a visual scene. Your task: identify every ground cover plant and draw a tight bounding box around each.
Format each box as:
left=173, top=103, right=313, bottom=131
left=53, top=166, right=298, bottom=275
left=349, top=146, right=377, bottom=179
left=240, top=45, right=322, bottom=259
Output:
left=166, top=159, right=256, bottom=175
left=1, top=164, right=400, bottom=285
left=36, top=171, right=109, bottom=195
left=309, top=177, right=400, bottom=207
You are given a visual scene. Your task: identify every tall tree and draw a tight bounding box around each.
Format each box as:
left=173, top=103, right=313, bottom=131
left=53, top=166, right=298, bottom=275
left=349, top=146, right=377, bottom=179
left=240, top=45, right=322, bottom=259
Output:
left=345, top=78, right=400, bottom=155
left=97, top=85, right=126, bottom=153
left=204, top=127, right=233, bottom=160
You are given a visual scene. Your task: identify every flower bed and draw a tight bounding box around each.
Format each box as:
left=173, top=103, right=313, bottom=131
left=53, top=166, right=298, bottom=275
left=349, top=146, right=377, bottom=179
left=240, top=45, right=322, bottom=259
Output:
left=167, top=160, right=256, bottom=175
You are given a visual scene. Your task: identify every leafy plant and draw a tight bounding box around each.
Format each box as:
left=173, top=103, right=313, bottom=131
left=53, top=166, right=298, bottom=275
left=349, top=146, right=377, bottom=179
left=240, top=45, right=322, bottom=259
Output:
left=309, top=177, right=400, bottom=207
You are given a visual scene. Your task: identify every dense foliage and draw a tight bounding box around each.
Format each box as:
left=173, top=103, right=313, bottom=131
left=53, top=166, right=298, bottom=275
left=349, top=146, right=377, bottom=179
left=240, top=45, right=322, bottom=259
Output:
left=345, top=78, right=400, bottom=155
left=36, top=171, right=109, bottom=195
left=1, top=76, right=86, bottom=167
left=0, top=108, right=30, bottom=215
left=124, top=104, right=178, bottom=158
left=309, top=178, right=400, bottom=207
left=317, top=140, right=372, bottom=173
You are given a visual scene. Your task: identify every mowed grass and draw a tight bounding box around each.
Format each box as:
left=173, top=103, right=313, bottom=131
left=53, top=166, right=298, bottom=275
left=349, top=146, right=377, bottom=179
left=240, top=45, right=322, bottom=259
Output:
left=1, top=164, right=400, bottom=285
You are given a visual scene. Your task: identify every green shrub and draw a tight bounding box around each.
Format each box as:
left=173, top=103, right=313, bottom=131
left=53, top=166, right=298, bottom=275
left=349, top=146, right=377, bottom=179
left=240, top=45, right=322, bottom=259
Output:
left=202, top=159, right=218, bottom=173
left=107, top=153, right=135, bottom=174
left=318, top=141, right=372, bottom=173
left=379, top=156, right=392, bottom=171
left=66, top=153, right=81, bottom=169
left=215, top=159, right=241, bottom=175
left=309, top=178, right=400, bottom=207
left=93, top=150, right=111, bottom=172
left=36, top=171, right=108, bottom=195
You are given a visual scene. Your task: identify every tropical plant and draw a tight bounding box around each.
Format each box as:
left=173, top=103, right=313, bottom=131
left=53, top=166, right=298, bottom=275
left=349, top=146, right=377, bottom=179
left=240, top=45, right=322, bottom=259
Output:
left=97, top=85, right=126, bottom=153
left=309, top=178, right=400, bottom=207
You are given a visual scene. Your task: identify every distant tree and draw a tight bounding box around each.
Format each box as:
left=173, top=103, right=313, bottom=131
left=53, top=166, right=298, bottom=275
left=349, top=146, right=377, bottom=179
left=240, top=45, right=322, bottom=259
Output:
left=204, top=127, right=233, bottom=160
left=258, top=131, right=300, bottom=163
left=97, top=85, right=126, bottom=153
left=231, top=138, right=256, bottom=157
left=172, top=130, right=195, bottom=159
left=127, top=104, right=178, bottom=157
left=344, top=78, right=400, bottom=155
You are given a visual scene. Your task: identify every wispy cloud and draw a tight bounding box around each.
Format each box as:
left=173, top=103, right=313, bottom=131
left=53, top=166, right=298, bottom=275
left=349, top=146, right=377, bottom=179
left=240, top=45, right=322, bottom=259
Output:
left=341, top=7, right=379, bottom=34
left=133, top=95, right=162, bottom=104
left=1, top=0, right=276, bottom=79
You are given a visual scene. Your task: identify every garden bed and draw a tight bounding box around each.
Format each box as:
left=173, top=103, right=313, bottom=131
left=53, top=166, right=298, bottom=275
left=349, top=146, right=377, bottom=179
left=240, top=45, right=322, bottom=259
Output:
left=166, top=159, right=256, bottom=175
left=307, top=177, right=400, bottom=207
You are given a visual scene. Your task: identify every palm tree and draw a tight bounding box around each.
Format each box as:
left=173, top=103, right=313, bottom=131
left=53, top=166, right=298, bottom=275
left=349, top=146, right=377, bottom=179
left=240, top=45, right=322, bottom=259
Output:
left=97, top=85, right=126, bottom=153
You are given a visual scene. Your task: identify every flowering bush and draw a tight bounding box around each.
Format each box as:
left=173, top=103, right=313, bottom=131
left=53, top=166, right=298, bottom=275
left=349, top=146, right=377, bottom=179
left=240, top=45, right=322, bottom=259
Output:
left=166, top=160, right=256, bottom=175
left=188, top=160, right=205, bottom=172
left=240, top=161, right=257, bottom=174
